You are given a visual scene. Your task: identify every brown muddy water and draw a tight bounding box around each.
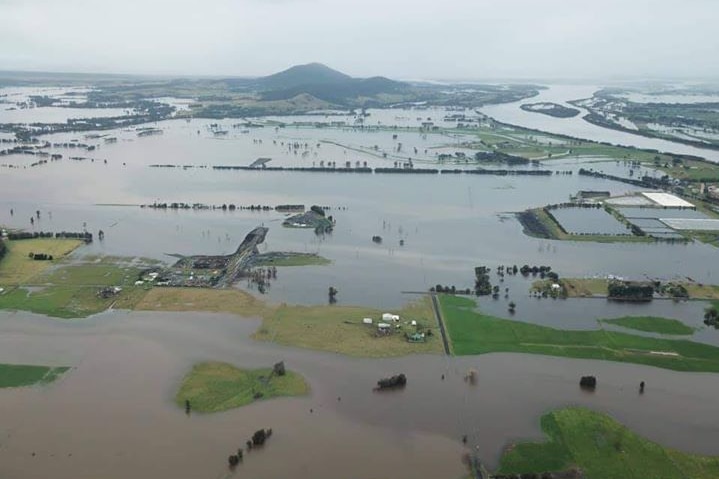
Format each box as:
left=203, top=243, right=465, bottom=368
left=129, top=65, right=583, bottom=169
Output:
left=1, top=310, right=719, bottom=479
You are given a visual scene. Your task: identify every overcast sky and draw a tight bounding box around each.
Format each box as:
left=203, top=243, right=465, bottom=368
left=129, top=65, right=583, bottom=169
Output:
left=0, top=0, right=716, bottom=80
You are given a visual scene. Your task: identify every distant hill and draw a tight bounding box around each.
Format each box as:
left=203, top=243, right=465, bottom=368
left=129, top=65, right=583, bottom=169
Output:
left=259, top=63, right=352, bottom=90
left=254, top=63, right=408, bottom=105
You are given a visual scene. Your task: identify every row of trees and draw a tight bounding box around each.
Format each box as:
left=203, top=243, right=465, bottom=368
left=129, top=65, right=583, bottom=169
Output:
left=608, top=281, right=654, bottom=301
left=7, top=231, right=92, bottom=241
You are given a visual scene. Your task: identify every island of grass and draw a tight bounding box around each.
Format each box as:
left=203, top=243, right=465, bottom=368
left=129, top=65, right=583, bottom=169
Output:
left=252, top=252, right=331, bottom=267
left=497, top=407, right=719, bottom=479
left=440, top=295, right=719, bottom=372
left=0, top=363, right=69, bottom=388
left=520, top=102, right=580, bottom=118
left=601, top=316, right=694, bottom=335
left=176, top=361, right=309, bottom=413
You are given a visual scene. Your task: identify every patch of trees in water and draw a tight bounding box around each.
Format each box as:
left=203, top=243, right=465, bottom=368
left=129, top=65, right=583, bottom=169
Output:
left=474, top=150, right=533, bottom=165
left=607, top=280, right=654, bottom=302
left=578, top=167, right=672, bottom=189
left=375, top=373, right=407, bottom=390
left=6, top=231, right=93, bottom=242
left=141, top=201, right=319, bottom=212
left=705, top=306, right=719, bottom=328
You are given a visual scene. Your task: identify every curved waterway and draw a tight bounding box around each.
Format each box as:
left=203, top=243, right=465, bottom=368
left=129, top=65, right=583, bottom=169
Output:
left=1, top=310, right=718, bottom=478
left=481, top=85, right=719, bottom=162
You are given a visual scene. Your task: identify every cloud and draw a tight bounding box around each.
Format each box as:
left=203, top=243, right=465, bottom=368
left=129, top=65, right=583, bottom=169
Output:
left=0, top=0, right=717, bottom=79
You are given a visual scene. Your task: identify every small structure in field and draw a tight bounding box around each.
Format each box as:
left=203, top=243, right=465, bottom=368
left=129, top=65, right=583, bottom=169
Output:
left=377, top=322, right=391, bottom=335
left=382, top=313, right=400, bottom=322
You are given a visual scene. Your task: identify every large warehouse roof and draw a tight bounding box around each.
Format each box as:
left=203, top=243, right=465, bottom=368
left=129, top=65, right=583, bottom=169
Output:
left=641, top=192, right=694, bottom=208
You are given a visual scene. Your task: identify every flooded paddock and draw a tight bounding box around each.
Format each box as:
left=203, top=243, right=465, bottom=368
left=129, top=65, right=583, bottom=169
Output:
left=1, top=310, right=719, bottom=478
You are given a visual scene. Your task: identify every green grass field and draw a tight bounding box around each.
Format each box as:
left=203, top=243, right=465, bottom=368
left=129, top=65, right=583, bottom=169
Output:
left=0, top=363, right=69, bottom=388
left=601, top=316, right=694, bottom=335
left=498, top=408, right=719, bottom=479
left=175, top=362, right=309, bottom=413
left=440, top=295, right=719, bottom=372
left=0, top=239, right=82, bottom=285
left=0, top=253, right=151, bottom=318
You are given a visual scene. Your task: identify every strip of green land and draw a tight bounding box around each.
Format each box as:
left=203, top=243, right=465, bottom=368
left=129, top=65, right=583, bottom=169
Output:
left=254, top=253, right=331, bottom=267
left=498, top=407, right=719, bottom=479
left=520, top=208, right=651, bottom=243
left=601, top=316, right=694, bottom=335
left=440, top=295, right=719, bottom=372
left=176, top=362, right=309, bottom=413
left=0, top=363, right=69, bottom=388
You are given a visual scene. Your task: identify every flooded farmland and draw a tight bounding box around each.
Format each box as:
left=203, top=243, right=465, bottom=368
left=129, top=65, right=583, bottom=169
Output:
left=2, top=91, right=719, bottom=478
left=2, top=310, right=719, bottom=479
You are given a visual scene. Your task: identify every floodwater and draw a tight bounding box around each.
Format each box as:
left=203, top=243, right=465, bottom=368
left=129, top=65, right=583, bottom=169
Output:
left=1, top=309, right=719, bottom=479
left=2, top=95, right=719, bottom=478
left=481, top=85, right=719, bottom=162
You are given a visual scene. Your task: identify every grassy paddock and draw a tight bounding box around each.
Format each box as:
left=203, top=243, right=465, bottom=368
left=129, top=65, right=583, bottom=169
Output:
left=440, top=295, right=719, bottom=372
left=0, top=239, right=82, bottom=285
left=135, top=287, right=271, bottom=317
left=0, top=363, right=69, bottom=388
left=138, top=288, right=443, bottom=357
left=254, top=296, right=442, bottom=357
left=0, top=285, right=148, bottom=318
left=498, top=407, right=719, bottom=479
left=175, top=361, right=308, bottom=413
left=601, top=316, right=694, bottom=335
left=560, top=278, right=608, bottom=297
left=0, top=258, right=149, bottom=318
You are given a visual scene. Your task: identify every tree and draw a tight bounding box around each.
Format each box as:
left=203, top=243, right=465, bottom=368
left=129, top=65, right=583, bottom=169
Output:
left=704, top=307, right=719, bottom=328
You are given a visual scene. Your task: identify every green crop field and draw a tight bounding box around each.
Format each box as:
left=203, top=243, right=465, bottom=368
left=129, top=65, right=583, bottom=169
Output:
left=498, top=408, right=719, bottom=479
left=440, top=295, right=719, bottom=372
left=0, top=363, right=69, bottom=388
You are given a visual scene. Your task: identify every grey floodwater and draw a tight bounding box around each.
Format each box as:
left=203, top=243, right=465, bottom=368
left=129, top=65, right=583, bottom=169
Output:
left=1, top=309, right=719, bottom=479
